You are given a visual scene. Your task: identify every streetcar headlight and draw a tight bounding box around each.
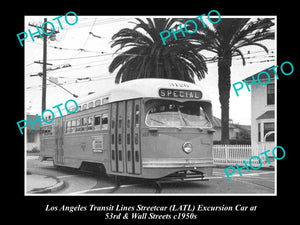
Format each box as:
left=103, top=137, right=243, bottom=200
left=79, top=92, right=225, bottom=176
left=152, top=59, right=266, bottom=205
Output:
left=182, top=142, right=193, bottom=154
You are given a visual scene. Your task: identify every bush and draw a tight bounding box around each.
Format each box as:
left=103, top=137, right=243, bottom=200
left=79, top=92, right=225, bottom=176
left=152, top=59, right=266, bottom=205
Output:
left=30, top=147, right=40, bottom=153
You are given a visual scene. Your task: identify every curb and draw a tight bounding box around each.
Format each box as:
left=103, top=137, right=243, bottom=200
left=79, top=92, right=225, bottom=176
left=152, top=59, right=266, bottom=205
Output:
left=213, top=164, right=275, bottom=171
left=28, top=174, right=65, bottom=194
left=260, top=165, right=275, bottom=171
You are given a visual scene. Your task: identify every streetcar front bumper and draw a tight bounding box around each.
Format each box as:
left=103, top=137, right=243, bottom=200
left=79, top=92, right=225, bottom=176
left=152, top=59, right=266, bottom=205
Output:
left=142, top=158, right=214, bottom=168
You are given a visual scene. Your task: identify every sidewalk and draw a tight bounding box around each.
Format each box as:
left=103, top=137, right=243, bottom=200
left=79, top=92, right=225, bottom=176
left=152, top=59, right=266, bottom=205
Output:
left=26, top=171, right=65, bottom=194
left=261, top=156, right=276, bottom=170
left=214, top=158, right=275, bottom=170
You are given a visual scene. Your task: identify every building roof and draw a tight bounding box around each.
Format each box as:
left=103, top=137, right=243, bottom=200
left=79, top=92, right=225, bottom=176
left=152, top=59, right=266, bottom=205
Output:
left=26, top=114, right=41, bottom=131
left=256, top=110, right=275, bottom=120
left=244, top=66, right=276, bottom=82
left=211, top=116, right=235, bottom=128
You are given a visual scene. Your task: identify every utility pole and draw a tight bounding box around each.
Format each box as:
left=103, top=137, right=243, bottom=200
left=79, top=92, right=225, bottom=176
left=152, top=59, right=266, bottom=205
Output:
left=42, top=18, right=47, bottom=113
left=29, top=18, right=59, bottom=113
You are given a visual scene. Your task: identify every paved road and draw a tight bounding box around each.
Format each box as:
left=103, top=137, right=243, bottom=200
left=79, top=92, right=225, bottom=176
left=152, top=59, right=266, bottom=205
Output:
left=27, top=157, right=275, bottom=195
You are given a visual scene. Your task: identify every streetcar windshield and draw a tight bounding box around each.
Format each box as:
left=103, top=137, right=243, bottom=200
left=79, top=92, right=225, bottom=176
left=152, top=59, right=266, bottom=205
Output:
left=145, top=100, right=212, bottom=128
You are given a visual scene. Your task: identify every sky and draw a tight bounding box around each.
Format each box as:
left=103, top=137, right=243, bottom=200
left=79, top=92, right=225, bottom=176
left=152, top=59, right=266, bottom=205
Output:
left=24, top=15, right=276, bottom=125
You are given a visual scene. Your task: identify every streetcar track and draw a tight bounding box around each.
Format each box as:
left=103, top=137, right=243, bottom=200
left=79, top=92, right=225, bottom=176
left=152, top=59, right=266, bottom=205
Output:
left=36, top=165, right=275, bottom=194
left=235, top=177, right=275, bottom=190
left=153, top=182, right=162, bottom=194
left=68, top=171, right=275, bottom=194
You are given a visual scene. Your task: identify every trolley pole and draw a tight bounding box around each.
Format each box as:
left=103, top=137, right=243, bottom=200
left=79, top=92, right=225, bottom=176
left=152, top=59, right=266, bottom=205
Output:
left=42, top=18, right=47, bottom=113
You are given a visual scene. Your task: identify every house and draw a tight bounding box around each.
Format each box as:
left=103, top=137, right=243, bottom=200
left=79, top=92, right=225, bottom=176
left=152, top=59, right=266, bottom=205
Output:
left=244, top=67, right=275, bottom=156
left=211, top=116, right=251, bottom=144
left=26, top=114, right=41, bottom=152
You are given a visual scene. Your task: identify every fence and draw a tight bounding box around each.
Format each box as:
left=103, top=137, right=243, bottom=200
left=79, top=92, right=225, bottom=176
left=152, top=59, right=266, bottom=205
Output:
left=212, top=145, right=267, bottom=166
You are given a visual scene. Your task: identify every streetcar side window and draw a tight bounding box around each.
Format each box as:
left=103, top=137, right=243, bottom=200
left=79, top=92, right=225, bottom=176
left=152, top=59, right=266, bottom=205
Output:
left=88, top=102, right=94, bottom=109
left=88, top=116, right=94, bottom=131
left=95, top=99, right=101, bottom=107
left=41, top=125, right=53, bottom=136
left=102, top=97, right=109, bottom=104
left=66, top=121, right=71, bottom=133
left=94, top=115, right=101, bottom=130
left=76, top=118, right=81, bottom=132
left=101, top=113, right=108, bottom=130
left=71, top=120, right=76, bottom=133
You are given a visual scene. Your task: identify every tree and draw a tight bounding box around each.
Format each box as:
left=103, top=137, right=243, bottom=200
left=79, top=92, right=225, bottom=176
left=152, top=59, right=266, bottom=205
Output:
left=184, top=18, right=275, bottom=144
left=109, top=18, right=207, bottom=84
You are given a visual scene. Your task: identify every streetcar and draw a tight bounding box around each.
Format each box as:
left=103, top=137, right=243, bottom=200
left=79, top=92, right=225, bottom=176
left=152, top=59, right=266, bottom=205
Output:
left=40, top=78, right=215, bottom=180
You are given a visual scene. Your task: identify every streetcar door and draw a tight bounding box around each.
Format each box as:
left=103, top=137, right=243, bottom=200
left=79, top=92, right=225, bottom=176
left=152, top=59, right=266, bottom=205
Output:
left=110, top=100, right=141, bottom=174
left=133, top=99, right=141, bottom=174
left=55, top=117, right=64, bottom=164
left=125, top=100, right=134, bottom=174
left=116, top=101, right=125, bottom=173
left=110, top=103, right=117, bottom=172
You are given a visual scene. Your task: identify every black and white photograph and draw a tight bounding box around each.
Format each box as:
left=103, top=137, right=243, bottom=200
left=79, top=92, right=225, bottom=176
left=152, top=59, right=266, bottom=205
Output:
left=23, top=13, right=277, bottom=195
left=14, top=7, right=297, bottom=220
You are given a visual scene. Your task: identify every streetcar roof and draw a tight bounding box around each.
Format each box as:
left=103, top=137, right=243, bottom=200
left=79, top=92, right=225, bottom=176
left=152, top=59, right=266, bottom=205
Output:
left=109, top=78, right=211, bottom=103
left=42, top=78, right=211, bottom=121
left=73, top=78, right=211, bottom=109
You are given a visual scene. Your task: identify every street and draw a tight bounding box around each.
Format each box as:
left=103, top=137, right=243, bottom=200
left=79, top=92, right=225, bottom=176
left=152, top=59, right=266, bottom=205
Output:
left=27, top=156, right=275, bottom=195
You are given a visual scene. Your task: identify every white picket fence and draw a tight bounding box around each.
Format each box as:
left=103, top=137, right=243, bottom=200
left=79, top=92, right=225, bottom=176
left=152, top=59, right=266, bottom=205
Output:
left=212, top=145, right=266, bottom=166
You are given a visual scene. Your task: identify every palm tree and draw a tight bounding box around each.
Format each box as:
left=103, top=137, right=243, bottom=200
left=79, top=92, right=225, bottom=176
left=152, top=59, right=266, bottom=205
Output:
left=184, top=18, right=275, bottom=144
left=108, top=18, right=207, bottom=84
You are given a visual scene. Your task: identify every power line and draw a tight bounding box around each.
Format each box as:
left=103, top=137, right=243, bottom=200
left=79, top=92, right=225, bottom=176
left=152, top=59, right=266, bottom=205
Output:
left=60, top=18, right=133, bottom=30
left=45, top=48, right=274, bottom=62
left=47, top=53, right=110, bottom=61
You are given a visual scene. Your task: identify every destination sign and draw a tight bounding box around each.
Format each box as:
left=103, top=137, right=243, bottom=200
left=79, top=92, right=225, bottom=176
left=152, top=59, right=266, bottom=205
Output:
left=159, top=88, right=202, bottom=99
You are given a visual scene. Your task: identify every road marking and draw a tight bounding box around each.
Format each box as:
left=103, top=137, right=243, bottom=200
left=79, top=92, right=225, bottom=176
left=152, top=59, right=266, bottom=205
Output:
left=70, top=183, right=138, bottom=194
left=208, top=171, right=274, bottom=180
left=57, top=175, right=78, bottom=179
left=27, top=156, right=39, bottom=160
left=68, top=171, right=275, bottom=194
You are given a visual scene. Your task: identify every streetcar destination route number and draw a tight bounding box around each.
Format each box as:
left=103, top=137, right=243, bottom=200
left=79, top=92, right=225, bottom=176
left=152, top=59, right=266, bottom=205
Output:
left=159, top=88, right=202, bottom=99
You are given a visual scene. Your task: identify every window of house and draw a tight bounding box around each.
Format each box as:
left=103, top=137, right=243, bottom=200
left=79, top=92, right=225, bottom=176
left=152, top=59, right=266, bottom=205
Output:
left=264, top=122, right=274, bottom=142
left=258, top=123, right=261, bottom=142
left=27, top=132, right=35, bottom=143
left=267, top=83, right=275, bottom=105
